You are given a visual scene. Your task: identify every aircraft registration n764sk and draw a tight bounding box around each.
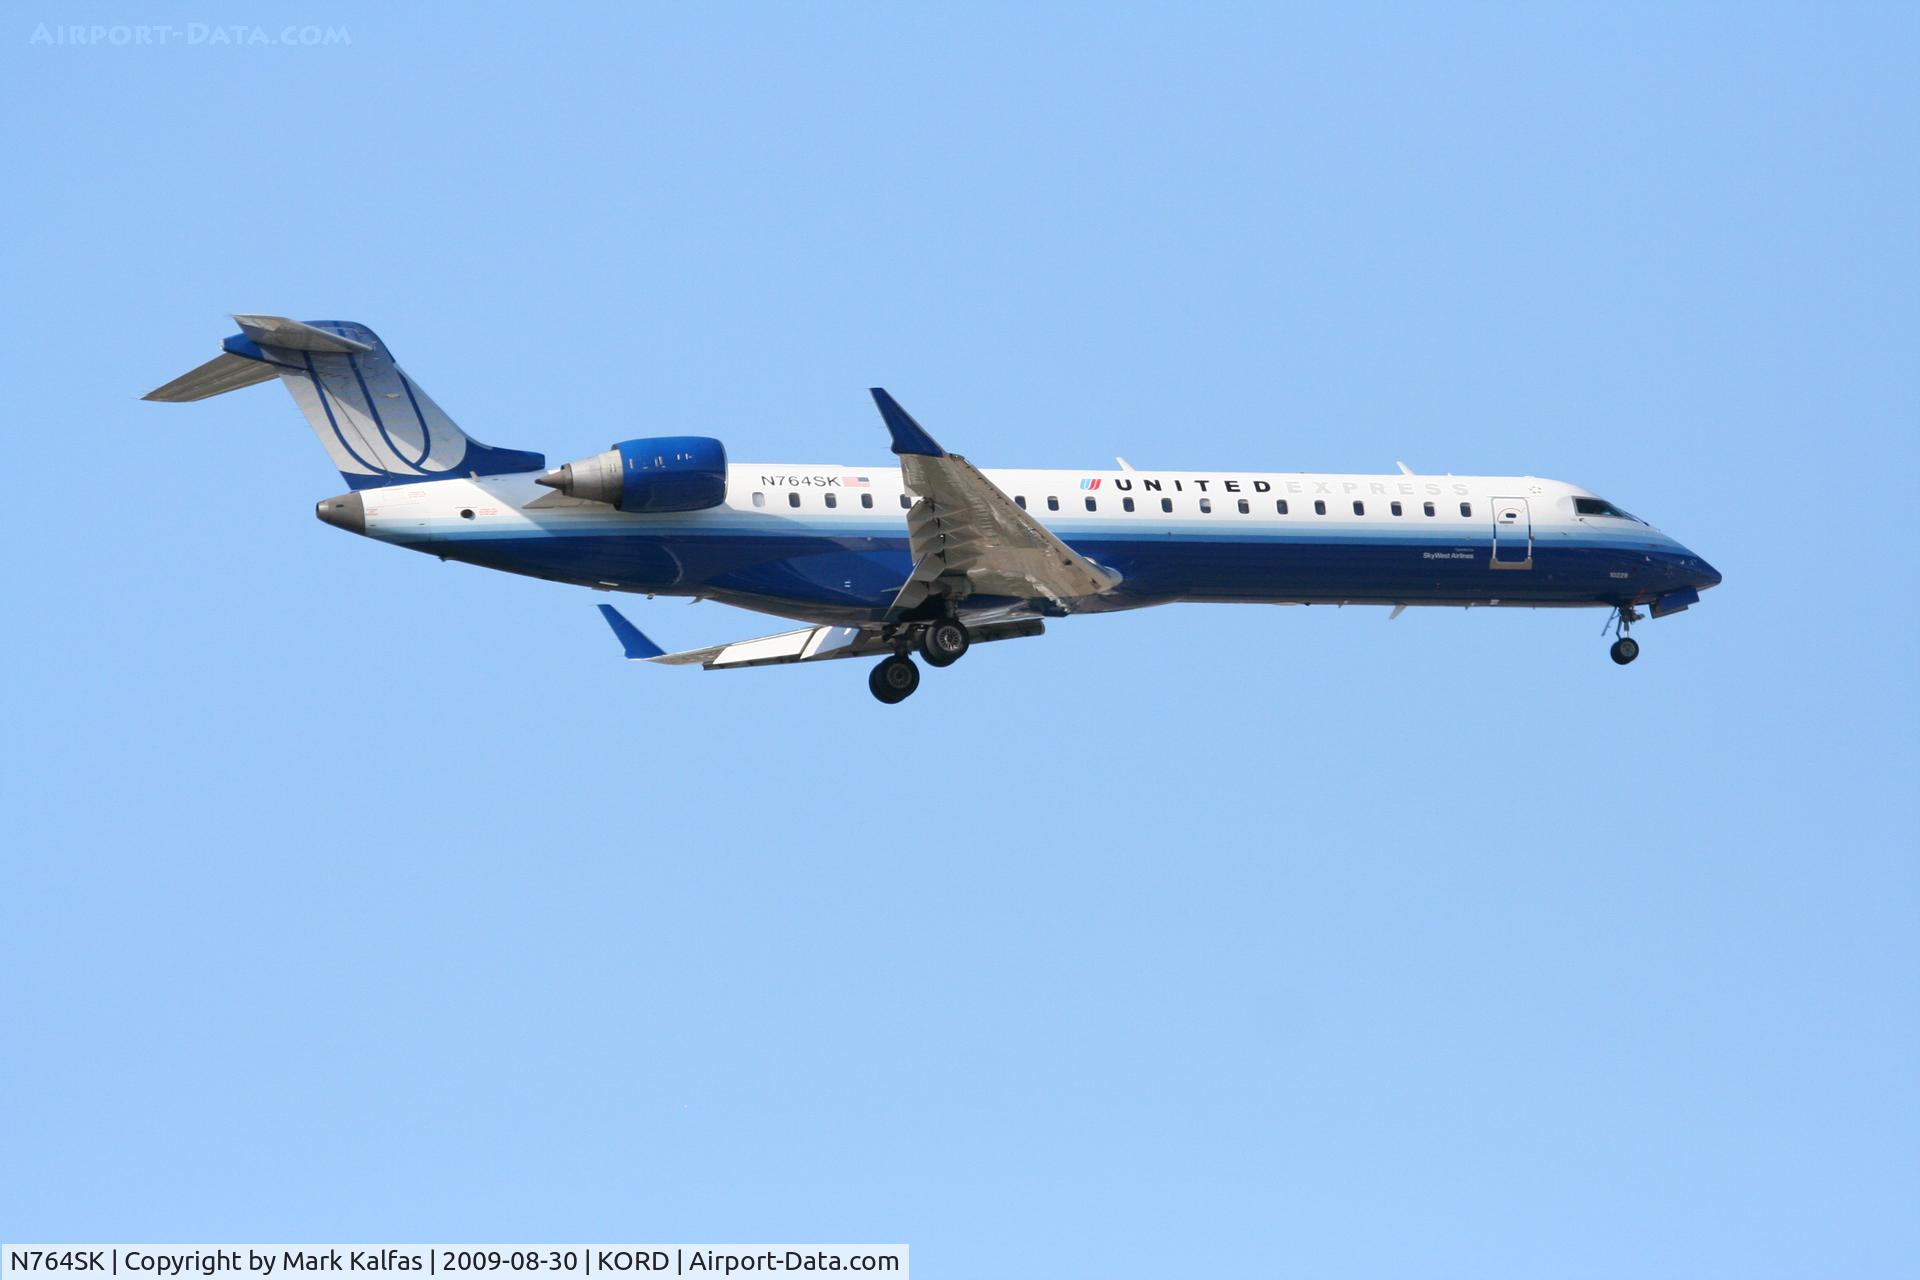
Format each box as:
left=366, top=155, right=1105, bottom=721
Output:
left=148, top=316, right=1722, bottom=703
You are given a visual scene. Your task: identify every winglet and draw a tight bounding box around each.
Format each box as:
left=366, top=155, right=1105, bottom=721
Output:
left=597, top=603, right=665, bottom=660
left=870, top=388, right=947, bottom=457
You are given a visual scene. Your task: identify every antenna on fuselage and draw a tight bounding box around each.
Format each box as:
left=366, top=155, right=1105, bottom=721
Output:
left=1396, top=461, right=1415, bottom=475
left=1116, top=456, right=1136, bottom=471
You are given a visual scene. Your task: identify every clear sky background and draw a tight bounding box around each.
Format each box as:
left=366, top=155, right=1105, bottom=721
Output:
left=3, top=4, right=1915, bottom=1275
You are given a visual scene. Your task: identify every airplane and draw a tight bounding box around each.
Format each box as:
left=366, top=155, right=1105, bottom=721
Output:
left=146, top=315, right=1722, bottom=703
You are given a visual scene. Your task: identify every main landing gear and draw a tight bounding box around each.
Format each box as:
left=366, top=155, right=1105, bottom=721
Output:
left=1606, top=605, right=1643, bottom=666
left=868, top=654, right=920, bottom=704
left=919, top=619, right=971, bottom=667
left=868, top=619, right=972, bottom=703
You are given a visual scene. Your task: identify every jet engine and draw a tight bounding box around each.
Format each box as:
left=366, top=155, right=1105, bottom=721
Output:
left=536, top=436, right=728, bottom=512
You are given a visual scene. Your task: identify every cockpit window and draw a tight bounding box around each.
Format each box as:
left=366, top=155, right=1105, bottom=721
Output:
left=1574, top=496, right=1642, bottom=523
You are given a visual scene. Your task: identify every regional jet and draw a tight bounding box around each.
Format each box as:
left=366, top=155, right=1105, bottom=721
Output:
left=147, top=316, right=1722, bottom=703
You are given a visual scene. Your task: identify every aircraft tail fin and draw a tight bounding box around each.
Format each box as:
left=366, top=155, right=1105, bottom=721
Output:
left=144, top=315, right=544, bottom=489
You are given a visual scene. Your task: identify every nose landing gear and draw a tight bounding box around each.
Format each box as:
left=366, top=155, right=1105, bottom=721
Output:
left=1605, top=605, right=1643, bottom=665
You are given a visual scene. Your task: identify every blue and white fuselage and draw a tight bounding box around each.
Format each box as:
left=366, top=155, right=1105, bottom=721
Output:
left=335, top=466, right=1717, bottom=623
left=149, top=316, right=1720, bottom=702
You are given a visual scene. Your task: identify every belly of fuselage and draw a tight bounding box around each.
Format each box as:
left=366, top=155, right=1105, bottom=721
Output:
left=425, top=524, right=1689, bottom=621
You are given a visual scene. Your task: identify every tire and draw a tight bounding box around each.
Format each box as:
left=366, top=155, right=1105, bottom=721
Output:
left=869, top=655, right=921, bottom=703
left=1610, top=637, right=1640, bottom=665
left=919, top=620, right=971, bottom=668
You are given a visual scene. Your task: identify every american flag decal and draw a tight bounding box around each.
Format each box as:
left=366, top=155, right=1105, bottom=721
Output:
left=842, top=475, right=871, bottom=488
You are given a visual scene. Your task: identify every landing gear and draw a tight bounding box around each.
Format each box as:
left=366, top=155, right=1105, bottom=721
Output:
left=1605, top=604, right=1643, bottom=665
left=918, top=619, right=971, bottom=668
left=868, top=654, right=921, bottom=704
left=869, top=618, right=968, bottom=702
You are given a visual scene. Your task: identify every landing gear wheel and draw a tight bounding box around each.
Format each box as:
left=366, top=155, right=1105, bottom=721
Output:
left=919, top=620, right=971, bottom=668
left=1610, top=637, right=1640, bottom=665
left=869, top=654, right=921, bottom=703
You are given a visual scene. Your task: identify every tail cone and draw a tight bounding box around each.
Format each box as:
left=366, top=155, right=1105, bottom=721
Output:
left=315, top=492, right=366, bottom=535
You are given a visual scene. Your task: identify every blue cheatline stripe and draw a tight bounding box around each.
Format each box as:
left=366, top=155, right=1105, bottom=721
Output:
left=405, top=525, right=1680, bottom=569
left=301, top=351, right=383, bottom=476
left=394, top=370, right=439, bottom=468
left=344, top=351, right=426, bottom=475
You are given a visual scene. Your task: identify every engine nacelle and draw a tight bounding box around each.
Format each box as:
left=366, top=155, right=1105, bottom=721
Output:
left=536, top=436, right=728, bottom=512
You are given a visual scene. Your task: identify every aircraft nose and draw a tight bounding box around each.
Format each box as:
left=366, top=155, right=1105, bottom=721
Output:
left=1675, top=548, right=1721, bottom=591
left=315, top=491, right=366, bottom=535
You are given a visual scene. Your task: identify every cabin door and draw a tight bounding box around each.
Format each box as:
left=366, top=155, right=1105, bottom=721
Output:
left=1491, top=497, right=1533, bottom=569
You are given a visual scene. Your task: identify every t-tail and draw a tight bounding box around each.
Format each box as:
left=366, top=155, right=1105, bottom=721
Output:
left=143, top=315, right=543, bottom=489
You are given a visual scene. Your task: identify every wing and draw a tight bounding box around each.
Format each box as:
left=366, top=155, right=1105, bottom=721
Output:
left=597, top=604, right=1043, bottom=670
left=871, top=389, right=1121, bottom=619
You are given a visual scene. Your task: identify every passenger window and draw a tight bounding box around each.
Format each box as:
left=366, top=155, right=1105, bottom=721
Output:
left=788, top=492, right=801, bottom=508
left=1276, top=500, right=1289, bottom=515
left=1123, top=497, right=1135, bottom=512
left=1423, top=501, right=1436, bottom=517
left=1460, top=501, right=1472, bottom=517
left=1314, top=499, right=1327, bottom=515
left=1353, top=500, right=1365, bottom=515
left=1391, top=500, right=1402, bottom=516
left=1015, top=495, right=1027, bottom=509
left=1237, top=499, right=1250, bottom=514
left=1085, top=496, right=1098, bottom=511
left=752, top=492, right=766, bottom=508
left=1160, top=497, right=1173, bottom=513
left=1047, top=496, right=1060, bottom=511
left=860, top=493, right=873, bottom=509
left=825, top=492, right=837, bottom=509
left=1199, top=497, right=1213, bottom=514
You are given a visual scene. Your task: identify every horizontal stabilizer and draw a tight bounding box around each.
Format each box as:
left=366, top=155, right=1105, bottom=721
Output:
left=232, top=314, right=373, bottom=353
left=143, top=314, right=545, bottom=489
left=143, top=351, right=278, bottom=402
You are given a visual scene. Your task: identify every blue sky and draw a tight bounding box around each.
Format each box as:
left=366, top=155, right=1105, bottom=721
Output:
left=3, top=3, right=1915, bottom=1274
